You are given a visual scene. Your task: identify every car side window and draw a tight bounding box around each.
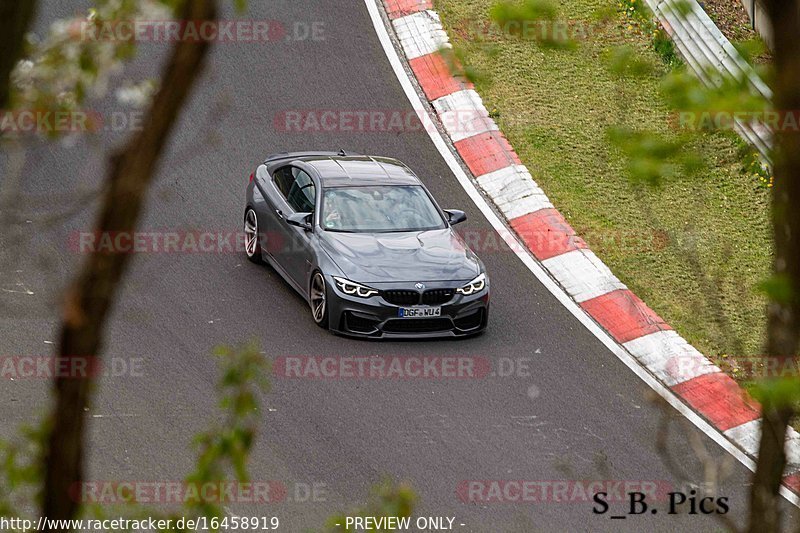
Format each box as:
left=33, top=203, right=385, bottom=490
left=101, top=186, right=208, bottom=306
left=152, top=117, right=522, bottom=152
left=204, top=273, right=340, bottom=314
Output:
left=286, top=168, right=316, bottom=213
left=272, top=166, right=294, bottom=198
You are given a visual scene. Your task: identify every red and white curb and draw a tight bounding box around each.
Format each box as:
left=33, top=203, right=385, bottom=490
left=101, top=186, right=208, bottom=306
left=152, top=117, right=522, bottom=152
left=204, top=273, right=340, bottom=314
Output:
left=379, top=0, right=800, bottom=495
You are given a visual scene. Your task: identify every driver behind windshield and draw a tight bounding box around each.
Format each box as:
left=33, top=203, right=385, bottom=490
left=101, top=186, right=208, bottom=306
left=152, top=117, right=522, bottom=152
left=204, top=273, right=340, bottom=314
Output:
left=322, top=185, right=444, bottom=233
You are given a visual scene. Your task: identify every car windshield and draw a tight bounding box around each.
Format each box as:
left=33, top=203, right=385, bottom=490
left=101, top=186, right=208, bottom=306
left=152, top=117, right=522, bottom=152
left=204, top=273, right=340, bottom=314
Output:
left=321, top=185, right=445, bottom=233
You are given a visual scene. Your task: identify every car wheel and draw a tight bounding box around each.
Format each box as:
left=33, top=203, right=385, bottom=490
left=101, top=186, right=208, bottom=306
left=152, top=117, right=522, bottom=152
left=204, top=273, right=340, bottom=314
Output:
left=244, top=208, right=263, bottom=264
left=310, top=271, right=329, bottom=328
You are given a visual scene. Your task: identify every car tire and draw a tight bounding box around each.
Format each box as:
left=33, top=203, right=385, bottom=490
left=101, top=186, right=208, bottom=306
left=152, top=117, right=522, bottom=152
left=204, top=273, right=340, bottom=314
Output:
left=244, top=208, right=264, bottom=264
left=309, top=271, right=329, bottom=328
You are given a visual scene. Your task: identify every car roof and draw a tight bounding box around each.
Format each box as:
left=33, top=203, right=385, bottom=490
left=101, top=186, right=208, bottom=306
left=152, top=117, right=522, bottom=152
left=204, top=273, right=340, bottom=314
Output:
left=264, top=152, right=421, bottom=187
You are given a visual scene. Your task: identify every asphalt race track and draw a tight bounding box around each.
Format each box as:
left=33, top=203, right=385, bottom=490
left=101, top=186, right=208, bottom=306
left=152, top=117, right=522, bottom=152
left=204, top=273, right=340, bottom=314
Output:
left=0, top=1, right=795, bottom=531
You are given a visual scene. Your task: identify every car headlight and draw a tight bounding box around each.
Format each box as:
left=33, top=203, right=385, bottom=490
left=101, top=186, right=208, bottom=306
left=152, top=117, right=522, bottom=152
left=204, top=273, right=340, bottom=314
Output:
left=333, top=276, right=379, bottom=298
left=456, top=273, right=486, bottom=296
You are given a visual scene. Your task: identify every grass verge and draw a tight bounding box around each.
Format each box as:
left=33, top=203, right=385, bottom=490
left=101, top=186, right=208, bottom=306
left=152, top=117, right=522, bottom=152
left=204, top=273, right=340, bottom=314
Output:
left=435, top=0, right=773, bottom=369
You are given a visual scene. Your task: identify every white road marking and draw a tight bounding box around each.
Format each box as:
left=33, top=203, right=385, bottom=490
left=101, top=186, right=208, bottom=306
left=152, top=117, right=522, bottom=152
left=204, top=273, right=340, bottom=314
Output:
left=475, top=165, right=552, bottom=219
left=432, top=89, right=498, bottom=142
left=541, top=249, right=627, bottom=303
left=623, top=330, right=720, bottom=387
left=391, top=10, right=450, bottom=60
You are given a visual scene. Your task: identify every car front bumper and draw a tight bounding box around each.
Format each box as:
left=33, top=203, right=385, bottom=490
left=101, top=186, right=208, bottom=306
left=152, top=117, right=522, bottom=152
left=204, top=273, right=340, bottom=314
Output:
left=326, top=278, right=490, bottom=339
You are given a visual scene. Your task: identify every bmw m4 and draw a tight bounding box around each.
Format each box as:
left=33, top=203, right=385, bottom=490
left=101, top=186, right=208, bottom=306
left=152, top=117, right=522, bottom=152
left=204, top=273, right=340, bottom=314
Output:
left=243, top=151, right=489, bottom=338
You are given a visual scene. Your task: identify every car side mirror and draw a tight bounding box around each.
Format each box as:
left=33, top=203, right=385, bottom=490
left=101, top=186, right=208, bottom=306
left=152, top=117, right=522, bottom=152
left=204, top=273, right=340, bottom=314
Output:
left=286, top=212, right=313, bottom=231
left=444, top=209, right=467, bottom=225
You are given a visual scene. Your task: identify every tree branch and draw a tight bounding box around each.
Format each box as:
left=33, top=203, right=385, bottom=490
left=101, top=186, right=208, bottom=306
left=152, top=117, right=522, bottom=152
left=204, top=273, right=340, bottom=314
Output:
left=748, top=0, right=800, bottom=531
left=40, top=0, right=217, bottom=528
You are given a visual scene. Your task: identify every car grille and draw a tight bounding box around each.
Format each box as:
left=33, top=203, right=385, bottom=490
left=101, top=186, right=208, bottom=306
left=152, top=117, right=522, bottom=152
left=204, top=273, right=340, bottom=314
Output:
left=381, top=290, right=420, bottom=305
left=422, top=288, right=454, bottom=305
left=383, top=318, right=452, bottom=333
left=382, top=288, right=456, bottom=306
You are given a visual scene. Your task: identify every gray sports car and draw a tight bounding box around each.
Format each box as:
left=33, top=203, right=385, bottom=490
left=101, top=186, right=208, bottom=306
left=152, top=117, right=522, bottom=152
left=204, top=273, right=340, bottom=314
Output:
left=243, top=151, right=489, bottom=338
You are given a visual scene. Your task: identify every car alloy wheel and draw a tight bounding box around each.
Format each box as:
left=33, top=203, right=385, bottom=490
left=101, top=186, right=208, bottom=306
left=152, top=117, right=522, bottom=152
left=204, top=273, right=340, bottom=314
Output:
left=310, top=271, right=328, bottom=328
left=244, top=208, right=263, bottom=263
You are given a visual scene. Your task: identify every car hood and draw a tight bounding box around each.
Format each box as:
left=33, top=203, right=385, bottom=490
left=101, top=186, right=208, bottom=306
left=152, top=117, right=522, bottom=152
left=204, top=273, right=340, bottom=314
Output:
left=318, top=228, right=481, bottom=284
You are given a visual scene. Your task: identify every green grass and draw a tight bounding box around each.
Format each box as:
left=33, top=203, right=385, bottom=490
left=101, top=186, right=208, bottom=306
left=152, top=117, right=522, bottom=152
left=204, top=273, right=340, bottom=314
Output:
left=436, top=0, right=773, bottom=363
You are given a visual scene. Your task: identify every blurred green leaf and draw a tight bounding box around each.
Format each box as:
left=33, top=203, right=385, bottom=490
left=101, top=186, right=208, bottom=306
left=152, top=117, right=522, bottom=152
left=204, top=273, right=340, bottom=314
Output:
left=661, top=68, right=767, bottom=117
left=607, top=126, right=703, bottom=186
left=751, top=377, right=800, bottom=408
left=669, top=0, right=695, bottom=17
left=732, top=38, right=767, bottom=64
left=591, top=5, right=617, bottom=23
left=325, top=479, right=417, bottom=533
left=490, top=0, right=558, bottom=24
left=757, top=274, right=793, bottom=304
left=605, top=46, right=656, bottom=78
left=437, top=45, right=490, bottom=86
left=489, top=0, right=575, bottom=48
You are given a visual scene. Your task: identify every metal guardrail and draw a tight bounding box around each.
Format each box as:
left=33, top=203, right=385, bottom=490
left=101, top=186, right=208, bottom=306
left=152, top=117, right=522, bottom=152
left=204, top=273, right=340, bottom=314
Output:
left=739, top=0, right=774, bottom=49
left=647, top=0, right=773, bottom=164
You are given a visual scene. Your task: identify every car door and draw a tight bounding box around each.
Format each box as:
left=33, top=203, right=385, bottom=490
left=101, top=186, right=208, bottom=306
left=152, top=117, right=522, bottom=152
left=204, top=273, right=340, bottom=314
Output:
left=281, top=167, right=317, bottom=292
left=254, top=165, right=295, bottom=270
